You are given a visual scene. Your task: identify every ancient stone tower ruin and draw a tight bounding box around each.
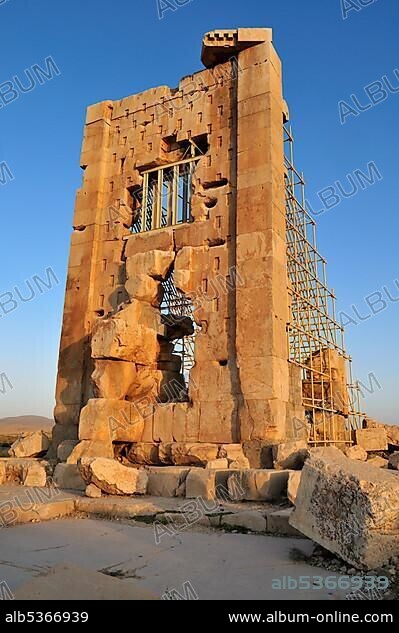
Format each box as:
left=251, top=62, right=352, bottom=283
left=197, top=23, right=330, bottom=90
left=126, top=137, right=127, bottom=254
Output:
left=52, top=28, right=362, bottom=466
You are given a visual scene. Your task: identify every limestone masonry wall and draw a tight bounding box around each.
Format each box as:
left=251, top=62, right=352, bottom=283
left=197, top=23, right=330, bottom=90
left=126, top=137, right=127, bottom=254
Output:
left=51, top=28, right=305, bottom=463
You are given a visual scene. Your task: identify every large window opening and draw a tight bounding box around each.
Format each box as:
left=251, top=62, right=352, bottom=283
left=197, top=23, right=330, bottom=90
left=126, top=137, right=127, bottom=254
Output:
left=131, top=142, right=203, bottom=233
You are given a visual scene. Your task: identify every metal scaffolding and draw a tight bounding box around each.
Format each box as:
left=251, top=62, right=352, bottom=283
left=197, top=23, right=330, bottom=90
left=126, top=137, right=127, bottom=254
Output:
left=284, top=124, right=363, bottom=445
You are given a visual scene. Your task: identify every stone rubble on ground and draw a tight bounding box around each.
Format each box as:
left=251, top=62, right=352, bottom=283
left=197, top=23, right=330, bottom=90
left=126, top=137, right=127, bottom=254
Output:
left=9, top=431, right=49, bottom=459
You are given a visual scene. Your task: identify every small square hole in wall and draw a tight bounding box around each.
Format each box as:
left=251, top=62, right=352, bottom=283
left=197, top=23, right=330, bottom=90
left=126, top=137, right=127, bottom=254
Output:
left=123, top=136, right=127, bottom=146
left=133, top=119, right=137, bottom=128
left=218, top=105, right=223, bottom=116
left=129, top=148, right=134, bottom=157
left=112, top=153, right=117, bottom=163
left=151, top=113, right=155, bottom=123
left=125, top=109, right=129, bottom=118
left=178, top=119, right=183, bottom=130
left=120, top=158, right=125, bottom=173
left=102, top=259, right=107, bottom=272
left=109, top=275, right=115, bottom=287
left=99, top=294, right=104, bottom=307
left=207, top=155, right=212, bottom=167
left=158, top=125, right=163, bottom=135
left=208, top=94, right=213, bottom=104
left=198, top=112, right=203, bottom=123
left=141, top=130, right=145, bottom=141
left=214, top=257, right=220, bottom=271
left=218, top=136, right=223, bottom=148
left=105, top=221, right=110, bottom=233
left=109, top=181, right=114, bottom=192
left=207, top=123, right=212, bottom=134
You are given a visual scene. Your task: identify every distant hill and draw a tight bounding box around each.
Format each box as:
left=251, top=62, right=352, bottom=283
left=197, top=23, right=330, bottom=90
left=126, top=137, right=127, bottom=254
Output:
left=0, top=415, right=54, bottom=436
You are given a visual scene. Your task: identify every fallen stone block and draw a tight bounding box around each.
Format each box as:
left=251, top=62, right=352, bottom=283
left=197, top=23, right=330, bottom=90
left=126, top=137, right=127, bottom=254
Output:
left=85, top=484, right=102, bottom=498
left=272, top=440, right=308, bottom=470
left=367, top=456, right=389, bottom=469
left=227, top=469, right=290, bottom=502
left=364, top=419, right=399, bottom=449
left=287, top=470, right=302, bottom=505
left=57, top=440, right=79, bottom=462
left=266, top=508, right=302, bottom=537
left=185, top=468, right=216, bottom=500
left=171, top=443, right=219, bottom=466
left=344, top=445, right=368, bottom=462
left=221, top=511, right=266, bottom=533
left=127, top=443, right=159, bottom=465
left=388, top=452, right=399, bottom=470
left=242, top=440, right=273, bottom=469
left=355, top=428, right=388, bottom=452
left=146, top=466, right=190, bottom=497
left=80, top=458, right=148, bottom=496
left=22, top=461, right=47, bottom=487
left=67, top=440, right=114, bottom=464
left=219, top=444, right=250, bottom=468
left=9, top=431, right=49, bottom=458
left=289, top=446, right=399, bottom=569
left=206, top=459, right=229, bottom=469
left=53, top=463, right=86, bottom=491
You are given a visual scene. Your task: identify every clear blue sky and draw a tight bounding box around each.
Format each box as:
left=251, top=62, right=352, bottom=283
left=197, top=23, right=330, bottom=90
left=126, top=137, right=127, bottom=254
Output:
left=0, top=0, right=398, bottom=422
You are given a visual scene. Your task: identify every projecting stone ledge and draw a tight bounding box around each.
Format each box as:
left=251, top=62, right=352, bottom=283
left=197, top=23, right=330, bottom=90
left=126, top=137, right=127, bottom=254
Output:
left=201, top=27, right=272, bottom=68
left=289, top=447, right=399, bottom=570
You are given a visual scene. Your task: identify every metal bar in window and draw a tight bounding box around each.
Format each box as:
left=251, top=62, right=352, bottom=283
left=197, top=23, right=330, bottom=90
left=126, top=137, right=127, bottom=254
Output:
left=141, top=172, right=148, bottom=232
left=182, top=166, right=189, bottom=223
left=153, top=168, right=163, bottom=229
left=171, top=164, right=178, bottom=226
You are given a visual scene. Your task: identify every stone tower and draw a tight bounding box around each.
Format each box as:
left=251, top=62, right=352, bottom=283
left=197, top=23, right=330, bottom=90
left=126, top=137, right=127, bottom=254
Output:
left=52, top=28, right=307, bottom=465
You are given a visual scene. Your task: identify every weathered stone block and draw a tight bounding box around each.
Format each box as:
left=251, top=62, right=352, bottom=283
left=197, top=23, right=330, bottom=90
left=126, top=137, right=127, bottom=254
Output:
left=266, top=508, right=301, bottom=536
left=227, top=469, right=290, bottom=502
left=242, top=440, right=273, bottom=469
left=287, top=470, right=301, bottom=506
left=92, top=360, right=138, bottom=400
left=290, top=447, right=399, bottom=569
left=22, top=461, right=48, bottom=487
left=127, top=443, right=159, bottom=465
left=53, top=463, right=86, bottom=491
left=367, top=456, right=389, bottom=469
left=67, top=440, right=114, bottom=463
left=85, top=483, right=102, bottom=498
left=146, top=466, right=190, bottom=497
left=272, top=440, right=308, bottom=470
left=344, top=445, right=368, bottom=462
left=79, top=457, right=148, bottom=495
left=9, top=431, right=49, bottom=458
left=57, top=440, right=79, bottom=462
left=206, top=459, right=229, bottom=469
left=185, top=468, right=216, bottom=500
left=355, top=428, right=388, bottom=452
left=171, top=442, right=219, bottom=466
left=126, top=250, right=175, bottom=281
